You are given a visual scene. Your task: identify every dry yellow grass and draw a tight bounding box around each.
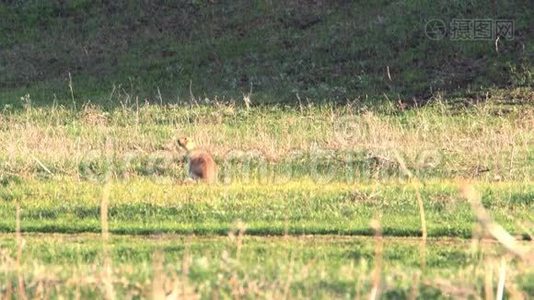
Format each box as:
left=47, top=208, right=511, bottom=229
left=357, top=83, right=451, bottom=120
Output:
left=1, top=100, right=533, bottom=182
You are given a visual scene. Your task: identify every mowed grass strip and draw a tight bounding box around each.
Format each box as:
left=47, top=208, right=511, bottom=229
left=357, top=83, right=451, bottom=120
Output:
left=1, top=179, right=532, bottom=237
left=0, top=233, right=477, bottom=270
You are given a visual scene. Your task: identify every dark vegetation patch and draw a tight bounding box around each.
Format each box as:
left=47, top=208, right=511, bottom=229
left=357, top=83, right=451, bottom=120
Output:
left=0, top=0, right=532, bottom=107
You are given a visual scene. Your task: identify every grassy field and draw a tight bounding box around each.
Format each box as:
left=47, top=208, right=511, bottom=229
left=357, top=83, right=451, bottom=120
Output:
left=0, top=234, right=532, bottom=299
left=1, top=1, right=533, bottom=298
left=2, top=89, right=534, bottom=182
left=0, top=97, right=533, bottom=298
left=1, top=1, right=532, bottom=106
left=0, top=179, right=533, bottom=237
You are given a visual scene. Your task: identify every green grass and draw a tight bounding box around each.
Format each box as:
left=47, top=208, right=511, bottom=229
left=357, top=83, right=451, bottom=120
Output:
left=0, top=1, right=532, bottom=107
left=1, top=1, right=533, bottom=297
left=0, top=234, right=532, bottom=299
left=1, top=179, right=532, bottom=238
left=1, top=100, right=533, bottom=297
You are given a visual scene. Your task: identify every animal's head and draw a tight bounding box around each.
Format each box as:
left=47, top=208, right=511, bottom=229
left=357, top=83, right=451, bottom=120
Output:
left=177, top=137, right=196, bottom=151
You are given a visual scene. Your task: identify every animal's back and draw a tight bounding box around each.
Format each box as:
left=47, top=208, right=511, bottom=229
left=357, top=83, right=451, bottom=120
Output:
left=188, top=150, right=217, bottom=183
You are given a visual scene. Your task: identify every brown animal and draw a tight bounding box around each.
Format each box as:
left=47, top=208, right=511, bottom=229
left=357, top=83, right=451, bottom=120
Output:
left=177, top=137, right=217, bottom=184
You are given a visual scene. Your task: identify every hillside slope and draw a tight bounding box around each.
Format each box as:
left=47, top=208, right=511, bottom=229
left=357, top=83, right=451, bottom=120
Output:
left=0, top=0, right=532, bottom=107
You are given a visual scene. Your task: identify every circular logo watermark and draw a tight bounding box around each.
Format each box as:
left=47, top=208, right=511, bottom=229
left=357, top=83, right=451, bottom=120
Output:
left=425, top=19, right=446, bottom=40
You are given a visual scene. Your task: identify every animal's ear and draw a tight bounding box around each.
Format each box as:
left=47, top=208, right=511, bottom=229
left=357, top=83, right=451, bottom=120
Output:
left=177, top=137, right=188, bottom=147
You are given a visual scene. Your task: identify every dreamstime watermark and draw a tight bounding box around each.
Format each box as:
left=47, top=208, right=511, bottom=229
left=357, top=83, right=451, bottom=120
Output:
left=75, top=142, right=445, bottom=185
left=425, top=18, right=514, bottom=41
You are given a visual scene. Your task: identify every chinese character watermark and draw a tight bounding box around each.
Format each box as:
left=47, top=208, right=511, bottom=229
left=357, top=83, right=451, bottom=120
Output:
left=473, top=19, right=492, bottom=40
left=450, top=19, right=474, bottom=40
left=495, top=20, right=514, bottom=40
left=424, top=18, right=514, bottom=41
